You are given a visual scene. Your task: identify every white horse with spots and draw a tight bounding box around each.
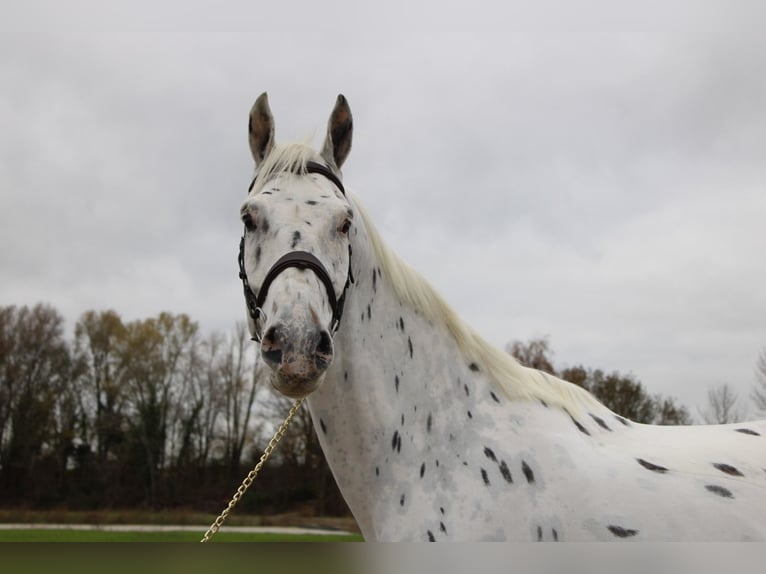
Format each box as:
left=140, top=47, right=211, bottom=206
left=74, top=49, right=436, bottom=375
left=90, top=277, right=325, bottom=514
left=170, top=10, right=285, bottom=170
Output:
left=237, top=93, right=766, bottom=541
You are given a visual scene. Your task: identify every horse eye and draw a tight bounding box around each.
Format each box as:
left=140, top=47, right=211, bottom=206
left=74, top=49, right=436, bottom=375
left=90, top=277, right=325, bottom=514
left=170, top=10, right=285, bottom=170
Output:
left=339, top=220, right=352, bottom=235
left=242, top=212, right=256, bottom=231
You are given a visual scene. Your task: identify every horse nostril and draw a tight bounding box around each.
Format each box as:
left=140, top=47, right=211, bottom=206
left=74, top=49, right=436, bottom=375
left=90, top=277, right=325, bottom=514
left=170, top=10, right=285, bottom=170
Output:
left=315, top=330, right=333, bottom=371
left=261, top=326, right=283, bottom=368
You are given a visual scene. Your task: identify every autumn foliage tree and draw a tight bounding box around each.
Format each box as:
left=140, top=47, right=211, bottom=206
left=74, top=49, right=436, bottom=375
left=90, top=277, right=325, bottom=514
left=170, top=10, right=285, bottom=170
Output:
left=507, top=337, right=692, bottom=425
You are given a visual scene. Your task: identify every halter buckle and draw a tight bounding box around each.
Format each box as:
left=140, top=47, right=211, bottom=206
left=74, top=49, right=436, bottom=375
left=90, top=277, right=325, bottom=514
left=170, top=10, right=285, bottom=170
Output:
left=251, top=307, right=268, bottom=342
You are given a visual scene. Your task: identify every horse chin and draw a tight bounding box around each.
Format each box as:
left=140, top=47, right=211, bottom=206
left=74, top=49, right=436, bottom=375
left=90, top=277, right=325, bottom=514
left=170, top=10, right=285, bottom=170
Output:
left=269, top=371, right=326, bottom=399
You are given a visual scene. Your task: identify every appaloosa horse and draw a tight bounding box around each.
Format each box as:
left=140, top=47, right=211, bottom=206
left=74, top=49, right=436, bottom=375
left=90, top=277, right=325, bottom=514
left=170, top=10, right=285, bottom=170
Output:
left=237, top=93, right=766, bottom=541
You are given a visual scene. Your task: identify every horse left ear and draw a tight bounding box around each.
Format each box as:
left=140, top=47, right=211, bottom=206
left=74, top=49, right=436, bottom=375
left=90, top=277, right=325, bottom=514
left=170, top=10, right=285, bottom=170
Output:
left=321, top=94, right=353, bottom=171
left=249, top=92, right=275, bottom=167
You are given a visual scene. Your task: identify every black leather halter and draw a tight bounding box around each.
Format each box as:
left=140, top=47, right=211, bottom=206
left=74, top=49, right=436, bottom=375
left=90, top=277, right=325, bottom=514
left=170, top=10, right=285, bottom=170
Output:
left=238, top=161, right=354, bottom=342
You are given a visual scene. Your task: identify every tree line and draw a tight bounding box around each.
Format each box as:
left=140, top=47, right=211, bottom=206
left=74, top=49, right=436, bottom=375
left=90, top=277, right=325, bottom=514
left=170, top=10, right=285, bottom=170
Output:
left=0, top=303, right=346, bottom=515
left=2, top=303, right=763, bottom=514
left=507, top=338, right=766, bottom=424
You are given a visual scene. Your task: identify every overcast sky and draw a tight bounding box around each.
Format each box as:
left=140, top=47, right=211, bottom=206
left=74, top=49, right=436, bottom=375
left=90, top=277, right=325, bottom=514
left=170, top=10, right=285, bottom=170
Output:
left=2, top=1, right=765, bottom=418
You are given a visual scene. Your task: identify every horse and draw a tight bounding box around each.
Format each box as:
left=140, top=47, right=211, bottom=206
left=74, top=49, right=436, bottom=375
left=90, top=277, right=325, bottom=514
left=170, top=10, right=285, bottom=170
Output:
left=236, top=93, right=766, bottom=541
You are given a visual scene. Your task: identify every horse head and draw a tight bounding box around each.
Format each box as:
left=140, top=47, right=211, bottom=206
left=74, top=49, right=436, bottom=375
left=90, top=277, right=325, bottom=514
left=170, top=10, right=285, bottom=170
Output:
left=239, top=93, right=354, bottom=398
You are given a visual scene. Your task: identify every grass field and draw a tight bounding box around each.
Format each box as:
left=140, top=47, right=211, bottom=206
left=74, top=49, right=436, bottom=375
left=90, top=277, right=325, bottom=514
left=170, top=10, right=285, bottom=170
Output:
left=0, top=528, right=362, bottom=542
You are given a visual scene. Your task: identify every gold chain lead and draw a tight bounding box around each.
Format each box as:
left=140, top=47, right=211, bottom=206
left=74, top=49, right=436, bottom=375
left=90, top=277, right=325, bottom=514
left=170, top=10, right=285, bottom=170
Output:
left=200, top=397, right=305, bottom=542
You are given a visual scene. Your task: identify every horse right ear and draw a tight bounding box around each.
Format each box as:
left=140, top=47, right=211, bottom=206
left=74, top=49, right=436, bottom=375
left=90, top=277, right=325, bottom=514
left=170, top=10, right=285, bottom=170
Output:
left=248, top=92, right=275, bottom=167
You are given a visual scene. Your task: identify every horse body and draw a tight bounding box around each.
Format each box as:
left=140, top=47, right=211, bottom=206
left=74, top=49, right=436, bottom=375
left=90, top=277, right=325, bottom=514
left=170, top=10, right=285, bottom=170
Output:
left=238, top=93, right=766, bottom=541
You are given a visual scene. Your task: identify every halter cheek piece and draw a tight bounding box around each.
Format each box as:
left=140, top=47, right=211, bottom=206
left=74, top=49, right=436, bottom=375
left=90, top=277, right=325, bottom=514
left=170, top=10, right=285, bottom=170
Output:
left=238, top=161, right=354, bottom=342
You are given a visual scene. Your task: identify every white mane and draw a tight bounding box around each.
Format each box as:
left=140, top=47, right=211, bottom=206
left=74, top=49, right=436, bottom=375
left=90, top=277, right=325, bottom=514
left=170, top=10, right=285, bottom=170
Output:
left=350, top=193, right=605, bottom=415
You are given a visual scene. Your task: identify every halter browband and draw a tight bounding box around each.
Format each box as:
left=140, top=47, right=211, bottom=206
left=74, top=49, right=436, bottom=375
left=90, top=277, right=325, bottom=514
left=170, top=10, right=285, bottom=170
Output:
left=239, top=161, right=352, bottom=342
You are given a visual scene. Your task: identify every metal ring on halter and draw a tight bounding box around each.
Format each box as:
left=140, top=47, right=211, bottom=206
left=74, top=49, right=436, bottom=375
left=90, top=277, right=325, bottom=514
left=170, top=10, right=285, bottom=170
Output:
left=252, top=307, right=267, bottom=342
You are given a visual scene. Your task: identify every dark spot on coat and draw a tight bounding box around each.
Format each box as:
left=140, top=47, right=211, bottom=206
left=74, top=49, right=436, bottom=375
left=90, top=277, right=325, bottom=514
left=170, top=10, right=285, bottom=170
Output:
left=397, top=434, right=402, bottom=453
left=552, top=528, right=558, bottom=541
left=319, top=418, right=327, bottom=435
left=372, top=269, right=377, bottom=292
left=464, top=384, right=470, bottom=397
left=305, top=200, right=318, bottom=205
left=255, top=245, right=262, bottom=264
left=344, top=371, right=348, bottom=381
left=490, top=391, right=500, bottom=403
left=607, top=525, right=638, bottom=538
left=637, top=458, right=668, bottom=473
left=570, top=416, right=591, bottom=436
left=399, top=317, right=405, bottom=331
left=499, top=460, right=513, bottom=483
left=400, top=493, right=406, bottom=506
left=614, top=415, right=631, bottom=426
left=539, top=399, right=548, bottom=408
left=392, top=430, right=399, bottom=451
left=395, top=375, right=400, bottom=393
left=440, top=507, right=445, bottom=515
left=401, top=414, right=405, bottom=426
left=469, top=362, right=480, bottom=372
left=713, top=463, right=744, bottom=477
left=480, top=468, right=490, bottom=486
left=367, top=304, right=371, bottom=320
left=467, top=410, right=473, bottom=419
left=521, top=460, right=535, bottom=484
left=427, top=530, right=435, bottom=542
left=589, top=413, right=612, bottom=431
left=420, top=462, right=425, bottom=478
left=735, top=428, right=761, bottom=436
left=483, top=447, right=497, bottom=462
left=408, top=336, right=413, bottom=358
left=537, top=526, right=543, bottom=541
left=705, top=484, right=734, bottom=498
left=427, top=412, right=432, bottom=433
left=440, top=522, right=447, bottom=534
left=375, top=466, right=379, bottom=477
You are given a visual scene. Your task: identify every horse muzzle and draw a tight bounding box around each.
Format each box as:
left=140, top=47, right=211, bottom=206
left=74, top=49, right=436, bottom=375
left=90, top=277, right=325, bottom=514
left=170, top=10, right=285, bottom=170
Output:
left=260, top=319, right=334, bottom=398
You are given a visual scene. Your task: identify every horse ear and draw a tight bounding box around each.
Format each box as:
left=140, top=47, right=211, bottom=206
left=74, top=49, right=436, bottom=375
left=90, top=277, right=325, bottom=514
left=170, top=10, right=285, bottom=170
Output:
left=248, top=92, right=275, bottom=166
left=321, top=94, right=353, bottom=170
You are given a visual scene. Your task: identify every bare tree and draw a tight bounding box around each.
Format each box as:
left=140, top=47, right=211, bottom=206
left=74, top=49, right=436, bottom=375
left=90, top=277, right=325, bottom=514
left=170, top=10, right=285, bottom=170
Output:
left=751, top=349, right=766, bottom=416
left=175, top=330, right=223, bottom=471
left=218, top=323, right=259, bottom=480
left=700, top=383, right=746, bottom=424
left=506, top=337, right=555, bottom=374
left=259, top=390, right=341, bottom=514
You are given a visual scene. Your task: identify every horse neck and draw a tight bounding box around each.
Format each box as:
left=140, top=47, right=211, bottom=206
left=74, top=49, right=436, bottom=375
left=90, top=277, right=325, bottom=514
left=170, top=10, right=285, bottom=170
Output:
left=305, top=217, right=549, bottom=535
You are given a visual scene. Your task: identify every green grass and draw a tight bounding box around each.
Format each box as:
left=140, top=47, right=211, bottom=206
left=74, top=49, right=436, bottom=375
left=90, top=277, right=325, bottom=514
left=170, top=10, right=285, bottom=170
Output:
left=0, top=528, right=363, bottom=542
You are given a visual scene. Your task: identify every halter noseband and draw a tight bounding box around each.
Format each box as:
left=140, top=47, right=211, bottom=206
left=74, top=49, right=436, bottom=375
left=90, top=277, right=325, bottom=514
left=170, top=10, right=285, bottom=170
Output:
left=238, top=161, right=354, bottom=342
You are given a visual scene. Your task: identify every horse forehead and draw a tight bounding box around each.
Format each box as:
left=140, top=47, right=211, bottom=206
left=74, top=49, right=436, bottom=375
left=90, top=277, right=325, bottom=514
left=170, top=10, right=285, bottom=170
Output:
left=254, top=176, right=348, bottom=218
